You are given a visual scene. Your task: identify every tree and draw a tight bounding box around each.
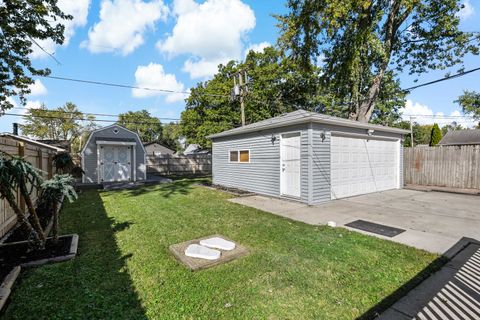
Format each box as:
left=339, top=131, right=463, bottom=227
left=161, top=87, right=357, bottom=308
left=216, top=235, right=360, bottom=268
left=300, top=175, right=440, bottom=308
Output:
left=40, top=174, right=77, bottom=243
left=118, top=110, right=162, bottom=142
left=182, top=47, right=404, bottom=147
left=0, top=152, right=45, bottom=248
left=160, top=122, right=183, bottom=152
left=277, top=0, right=479, bottom=123
left=441, top=122, right=463, bottom=136
left=20, top=102, right=97, bottom=153
left=0, top=0, right=71, bottom=111
left=430, top=123, right=443, bottom=146
left=456, top=91, right=480, bottom=126
left=394, top=121, right=435, bottom=147
left=52, top=152, right=75, bottom=174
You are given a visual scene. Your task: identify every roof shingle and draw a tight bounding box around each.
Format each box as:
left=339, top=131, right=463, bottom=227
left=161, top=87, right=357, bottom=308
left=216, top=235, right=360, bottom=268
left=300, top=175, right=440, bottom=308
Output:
left=438, top=129, right=480, bottom=146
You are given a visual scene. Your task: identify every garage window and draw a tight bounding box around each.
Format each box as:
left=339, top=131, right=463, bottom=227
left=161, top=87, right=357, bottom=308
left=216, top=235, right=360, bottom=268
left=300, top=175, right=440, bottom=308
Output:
left=229, top=150, right=250, bottom=163
left=229, top=151, right=238, bottom=162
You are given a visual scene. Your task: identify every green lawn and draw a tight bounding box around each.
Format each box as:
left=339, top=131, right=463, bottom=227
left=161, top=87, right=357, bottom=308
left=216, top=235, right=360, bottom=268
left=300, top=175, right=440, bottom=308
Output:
left=4, top=179, right=438, bottom=319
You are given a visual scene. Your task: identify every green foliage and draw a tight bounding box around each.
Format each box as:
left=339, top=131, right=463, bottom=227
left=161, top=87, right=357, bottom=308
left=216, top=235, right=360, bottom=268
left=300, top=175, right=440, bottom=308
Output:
left=182, top=46, right=404, bottom=147
left=456, top=91, right=480, bottom=125
left=9, top=156, right=44, bottom=195
left=441, top=122, right=463, bottom=136
left=40, top=174, right=77, bottom=242
left=52, top=152, right=74, bottom=174
left=394, top=121, right=442, bottom=147
left=277, top=0, right=479, bottom=122
left=0, top=0, right=71, bottom=111
left=118, top=110, right=162, bottom=142
left=429, top=123, right=443, bottom=146
left=160, top=122, right=183, bottom=151
left=0, top=153, right=46, bottom=246
left=20, top=102, right=98, bottom=153
left=41, top=174, right=77, bottom=204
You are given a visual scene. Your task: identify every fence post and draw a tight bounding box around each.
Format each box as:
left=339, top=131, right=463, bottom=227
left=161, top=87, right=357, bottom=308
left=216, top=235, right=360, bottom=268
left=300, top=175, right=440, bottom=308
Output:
left=48, top=153, right=54, bottom=178
left=18, top=142, right=26, bottom=212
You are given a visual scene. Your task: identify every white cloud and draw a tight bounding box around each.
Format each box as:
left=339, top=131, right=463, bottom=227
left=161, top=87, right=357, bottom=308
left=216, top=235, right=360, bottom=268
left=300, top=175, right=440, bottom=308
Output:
left=157, top=0, right=256, bottom=79
left=458, top=0, right=475, bottom=20
left=83, top=0, right=168, bottom=55
left=400, top=99, right=477, bottom=128
left=132, top=63, right=186, bottom=103
left=243, top=41, right=270, bottom=57
left=28, top=80, right=48, bottom=96
left=31, top=0, right=91, bottom=59
left=24, top=100, right=43, bottom=112
left=182, top=58, right=225, bottom=79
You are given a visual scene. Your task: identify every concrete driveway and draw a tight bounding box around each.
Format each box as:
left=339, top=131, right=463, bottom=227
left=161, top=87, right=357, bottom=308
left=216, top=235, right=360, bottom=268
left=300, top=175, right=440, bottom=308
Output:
left=229, top=189, right=480, bottom=254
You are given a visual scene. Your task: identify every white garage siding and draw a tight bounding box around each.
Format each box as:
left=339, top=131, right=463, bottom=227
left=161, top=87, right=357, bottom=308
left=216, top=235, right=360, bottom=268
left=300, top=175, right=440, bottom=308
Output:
left=212, top=124, right=310, bottom=202
left=210, top=111, right=408, bottom=205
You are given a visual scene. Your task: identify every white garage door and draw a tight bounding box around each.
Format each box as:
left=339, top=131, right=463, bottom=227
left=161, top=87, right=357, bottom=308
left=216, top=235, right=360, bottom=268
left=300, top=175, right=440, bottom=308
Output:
left=331, top=136, right=400, bottom=199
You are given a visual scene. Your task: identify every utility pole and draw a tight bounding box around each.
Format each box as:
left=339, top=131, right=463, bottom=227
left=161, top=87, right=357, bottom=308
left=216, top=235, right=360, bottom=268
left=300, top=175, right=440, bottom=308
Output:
left=232, top=70, right=248, bottom=126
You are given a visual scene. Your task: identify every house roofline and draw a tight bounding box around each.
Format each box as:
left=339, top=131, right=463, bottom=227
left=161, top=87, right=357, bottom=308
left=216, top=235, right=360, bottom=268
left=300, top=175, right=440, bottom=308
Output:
left=81, top=124, right=146, bottom=155
left=208, top=113, right=409, bottom=139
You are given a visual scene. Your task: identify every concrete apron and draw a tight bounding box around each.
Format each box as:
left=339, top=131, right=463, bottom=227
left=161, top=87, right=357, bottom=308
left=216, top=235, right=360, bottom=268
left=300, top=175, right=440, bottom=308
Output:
left=228, top=189, right=480, bottom=254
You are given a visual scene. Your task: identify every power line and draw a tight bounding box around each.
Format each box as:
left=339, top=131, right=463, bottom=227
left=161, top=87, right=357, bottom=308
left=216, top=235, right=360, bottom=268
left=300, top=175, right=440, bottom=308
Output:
left=1, top=112, right=179, bottom=125
left=41, top=75, right=229, bottom=98
left=403, top=67, right=480, bottom=92
left=403, top=114, right=476, bottom=118
left=11, top=107, right=180, bottom=121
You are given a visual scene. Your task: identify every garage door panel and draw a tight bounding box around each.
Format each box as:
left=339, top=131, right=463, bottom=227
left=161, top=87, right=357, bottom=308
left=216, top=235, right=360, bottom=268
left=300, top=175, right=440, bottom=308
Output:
left=331, top=136, right=399, bottom=200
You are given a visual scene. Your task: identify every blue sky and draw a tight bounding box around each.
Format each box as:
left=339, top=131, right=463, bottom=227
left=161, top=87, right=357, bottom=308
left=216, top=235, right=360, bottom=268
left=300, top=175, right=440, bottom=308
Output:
left=1, top=0, right=479, bottom=133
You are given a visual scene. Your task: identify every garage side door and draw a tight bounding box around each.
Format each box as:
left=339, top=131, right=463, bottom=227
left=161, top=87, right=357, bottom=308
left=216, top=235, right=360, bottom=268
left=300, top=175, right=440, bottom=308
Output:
left=331, top=136, right=399, bottom=199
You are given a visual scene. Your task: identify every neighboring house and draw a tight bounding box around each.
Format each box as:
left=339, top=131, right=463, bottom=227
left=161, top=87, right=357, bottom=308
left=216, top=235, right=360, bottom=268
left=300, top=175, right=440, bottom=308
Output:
left=438, top=129, right=480, bottom=146
left=183, top=144, right=210, bottom=155
left=37, top=139, right=71, bottom=152
left=208, top=110, right=409, bottom=205
left=81, top=124, right=146, bottom=184
left=143, top=141, right=174, bottom=156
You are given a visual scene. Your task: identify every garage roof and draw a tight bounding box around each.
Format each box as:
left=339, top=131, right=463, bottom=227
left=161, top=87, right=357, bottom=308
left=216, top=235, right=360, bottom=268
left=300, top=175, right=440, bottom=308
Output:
left=438, top=129, right=480, bottom=146
left=208, top=110, right=410, bottom=139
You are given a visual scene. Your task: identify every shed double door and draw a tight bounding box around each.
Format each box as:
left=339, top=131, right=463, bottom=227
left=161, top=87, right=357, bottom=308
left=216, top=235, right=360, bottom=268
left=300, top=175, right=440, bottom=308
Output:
left=330, top=136, right=399, bottom=199
left=100, top=145, right=132, bottom=182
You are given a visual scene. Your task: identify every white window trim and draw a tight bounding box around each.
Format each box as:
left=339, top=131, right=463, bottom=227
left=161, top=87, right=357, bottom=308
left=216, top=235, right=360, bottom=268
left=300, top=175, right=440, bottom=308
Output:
left=228, top=149, right=251, bottom=163
left=397, top=139, right=401, bottom=189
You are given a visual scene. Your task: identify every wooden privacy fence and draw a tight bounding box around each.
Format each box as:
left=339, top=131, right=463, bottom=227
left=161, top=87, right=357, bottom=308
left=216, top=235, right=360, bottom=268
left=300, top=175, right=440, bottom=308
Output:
left=404, top=146, right=480, bottom=189
left=146, top=154, right=211, bottom=176
left=0, top=136, right=58, bottom=239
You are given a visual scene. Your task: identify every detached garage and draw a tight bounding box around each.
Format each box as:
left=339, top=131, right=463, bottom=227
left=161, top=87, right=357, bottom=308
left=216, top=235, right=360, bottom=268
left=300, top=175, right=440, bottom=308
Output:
left=208, top=110, right=409, bottom=205
left=81, top=124, right=146, bottom=184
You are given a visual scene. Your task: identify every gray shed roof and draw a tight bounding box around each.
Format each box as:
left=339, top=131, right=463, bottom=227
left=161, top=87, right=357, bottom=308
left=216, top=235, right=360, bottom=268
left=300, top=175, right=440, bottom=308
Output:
left=208, top=110, right=410, bottom=139
left=438, top=129, right=480, bottom=146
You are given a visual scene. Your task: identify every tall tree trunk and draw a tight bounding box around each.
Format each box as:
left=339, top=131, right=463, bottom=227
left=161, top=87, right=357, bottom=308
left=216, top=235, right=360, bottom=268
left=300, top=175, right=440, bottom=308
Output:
left=0, top=187, right=43, bottom=248
left=354, top=0, right=403, bottom=122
